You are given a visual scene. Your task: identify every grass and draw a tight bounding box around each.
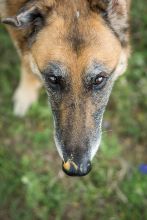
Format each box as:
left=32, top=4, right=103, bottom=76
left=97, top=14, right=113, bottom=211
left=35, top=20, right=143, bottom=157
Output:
left=0, top=1, right=147, bottom=219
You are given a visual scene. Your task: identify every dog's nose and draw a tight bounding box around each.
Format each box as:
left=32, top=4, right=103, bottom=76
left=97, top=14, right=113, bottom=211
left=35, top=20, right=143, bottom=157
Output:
left=62, top=160, right=92, bottom=176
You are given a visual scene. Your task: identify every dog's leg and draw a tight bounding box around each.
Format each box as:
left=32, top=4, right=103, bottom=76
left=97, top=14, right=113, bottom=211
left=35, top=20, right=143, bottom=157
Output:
left=13, top=56, right=42, bottom=117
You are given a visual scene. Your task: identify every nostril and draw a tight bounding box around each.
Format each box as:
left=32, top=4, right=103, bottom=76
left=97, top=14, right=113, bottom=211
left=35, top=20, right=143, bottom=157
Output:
left=80, top=161, right=91, bottom=173
left=62, top=160, right=92, bottom=177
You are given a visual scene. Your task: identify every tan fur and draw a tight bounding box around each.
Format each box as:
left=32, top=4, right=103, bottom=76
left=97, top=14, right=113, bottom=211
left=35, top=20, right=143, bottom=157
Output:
left=0, top=0, right=131, bottom=173
left=31, top=13, right=123, bottom=99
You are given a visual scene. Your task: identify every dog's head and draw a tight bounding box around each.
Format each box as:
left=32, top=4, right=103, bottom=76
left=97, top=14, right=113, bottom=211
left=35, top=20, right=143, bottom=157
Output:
left=2, top=0, right=130, bottom=176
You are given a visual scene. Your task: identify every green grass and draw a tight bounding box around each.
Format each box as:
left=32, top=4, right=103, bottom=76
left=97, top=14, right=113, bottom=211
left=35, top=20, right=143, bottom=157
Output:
left=0, top=1, right=147, bottom=219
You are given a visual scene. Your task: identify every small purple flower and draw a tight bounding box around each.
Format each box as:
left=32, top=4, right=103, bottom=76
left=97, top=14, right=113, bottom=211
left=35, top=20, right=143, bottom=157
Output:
left=139, top=164, right=147, bottom=174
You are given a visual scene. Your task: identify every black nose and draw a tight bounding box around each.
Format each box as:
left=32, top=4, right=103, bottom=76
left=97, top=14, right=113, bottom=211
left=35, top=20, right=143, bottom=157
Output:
left=62, top=160, right=92, bottom=176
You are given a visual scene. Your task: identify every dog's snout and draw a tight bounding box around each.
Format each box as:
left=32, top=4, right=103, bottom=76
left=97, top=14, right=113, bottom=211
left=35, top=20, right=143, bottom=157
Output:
left=62, top=159, right=92, bottom=176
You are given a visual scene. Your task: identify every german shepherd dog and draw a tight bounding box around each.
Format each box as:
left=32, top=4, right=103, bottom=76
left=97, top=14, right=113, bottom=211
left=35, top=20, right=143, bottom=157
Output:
left=0, top=0, right=131, bottom=176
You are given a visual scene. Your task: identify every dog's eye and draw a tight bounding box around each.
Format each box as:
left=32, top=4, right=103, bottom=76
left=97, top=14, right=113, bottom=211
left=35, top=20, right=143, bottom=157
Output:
left=47, top=75, right=59, bottom=84
left=93, top=73, right=107, bottom=89
left=94, top=76, right=104, bottom=85
left=44, top=74, right=64, bottom=91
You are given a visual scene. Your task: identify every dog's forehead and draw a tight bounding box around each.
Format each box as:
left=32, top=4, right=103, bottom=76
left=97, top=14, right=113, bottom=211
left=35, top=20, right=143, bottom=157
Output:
left=31, top=8, right=121, bottom=74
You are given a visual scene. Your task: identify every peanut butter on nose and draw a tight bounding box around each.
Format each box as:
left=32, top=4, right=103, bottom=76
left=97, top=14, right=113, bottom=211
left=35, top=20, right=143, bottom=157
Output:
left=63, top=160, right=78, bottom=171
left=63, top=161, right=71, bottom=171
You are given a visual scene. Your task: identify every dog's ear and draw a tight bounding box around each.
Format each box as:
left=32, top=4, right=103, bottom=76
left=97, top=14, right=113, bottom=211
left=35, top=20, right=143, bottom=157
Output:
left=88, top=0, right=129, bottom=16
left=1, top=1, right=55, bottom=28
left=1, top=7, right=43, bottom=28
left=88, top=0, right=110, bottom=15
left=88, top=0, right=130, bottom=46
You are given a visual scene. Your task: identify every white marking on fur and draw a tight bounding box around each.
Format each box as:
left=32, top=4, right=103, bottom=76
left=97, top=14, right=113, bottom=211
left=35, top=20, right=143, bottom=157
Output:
left=13, top=67, right=41, bottom=117
left=90, top=135, right=101, bottom=160
left=54, top=135, right=64, bottom=161
left=53, top=118, right=64, bottom=160
left=13, top=85, right=39, bottom=117
left=76, top=11, right=80, bottom=18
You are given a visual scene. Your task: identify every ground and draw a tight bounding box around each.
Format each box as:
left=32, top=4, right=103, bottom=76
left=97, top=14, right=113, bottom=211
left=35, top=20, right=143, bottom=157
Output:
left=0, top=1, right=147, bottom=219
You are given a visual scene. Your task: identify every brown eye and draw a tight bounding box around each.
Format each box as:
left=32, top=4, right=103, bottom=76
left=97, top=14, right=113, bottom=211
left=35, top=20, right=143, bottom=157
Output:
left=94, top=76, right=105, bottom=85
left=44, top=74, right=60, bottom=90
left=93, top=74, right=107, bottom=90
left=44, top=73, right=65, bottom=91
left=48, top=75, right=58, bottom=84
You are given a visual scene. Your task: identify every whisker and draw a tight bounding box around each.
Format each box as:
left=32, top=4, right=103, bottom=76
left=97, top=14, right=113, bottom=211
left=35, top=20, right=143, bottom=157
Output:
left=102, top=130, right=113, bottom=134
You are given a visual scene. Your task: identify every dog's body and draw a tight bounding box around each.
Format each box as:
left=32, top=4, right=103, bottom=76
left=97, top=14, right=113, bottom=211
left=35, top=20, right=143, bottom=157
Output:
left=0, top=0, right=131, bottom=176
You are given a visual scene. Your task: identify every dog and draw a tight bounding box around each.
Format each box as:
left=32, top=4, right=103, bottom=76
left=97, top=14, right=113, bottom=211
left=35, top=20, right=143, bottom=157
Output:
left=0, top=0, right=131, bottom=176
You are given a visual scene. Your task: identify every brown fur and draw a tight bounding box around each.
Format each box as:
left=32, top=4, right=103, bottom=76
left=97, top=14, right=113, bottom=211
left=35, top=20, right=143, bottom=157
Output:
left=0, top=0, right=131, bottom=176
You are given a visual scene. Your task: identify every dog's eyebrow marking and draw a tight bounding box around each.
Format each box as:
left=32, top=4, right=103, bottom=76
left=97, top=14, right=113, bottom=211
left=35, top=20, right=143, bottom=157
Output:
left=85, top=62, right=111, bottom=78
left=42, top=62, right=68, bottom=77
